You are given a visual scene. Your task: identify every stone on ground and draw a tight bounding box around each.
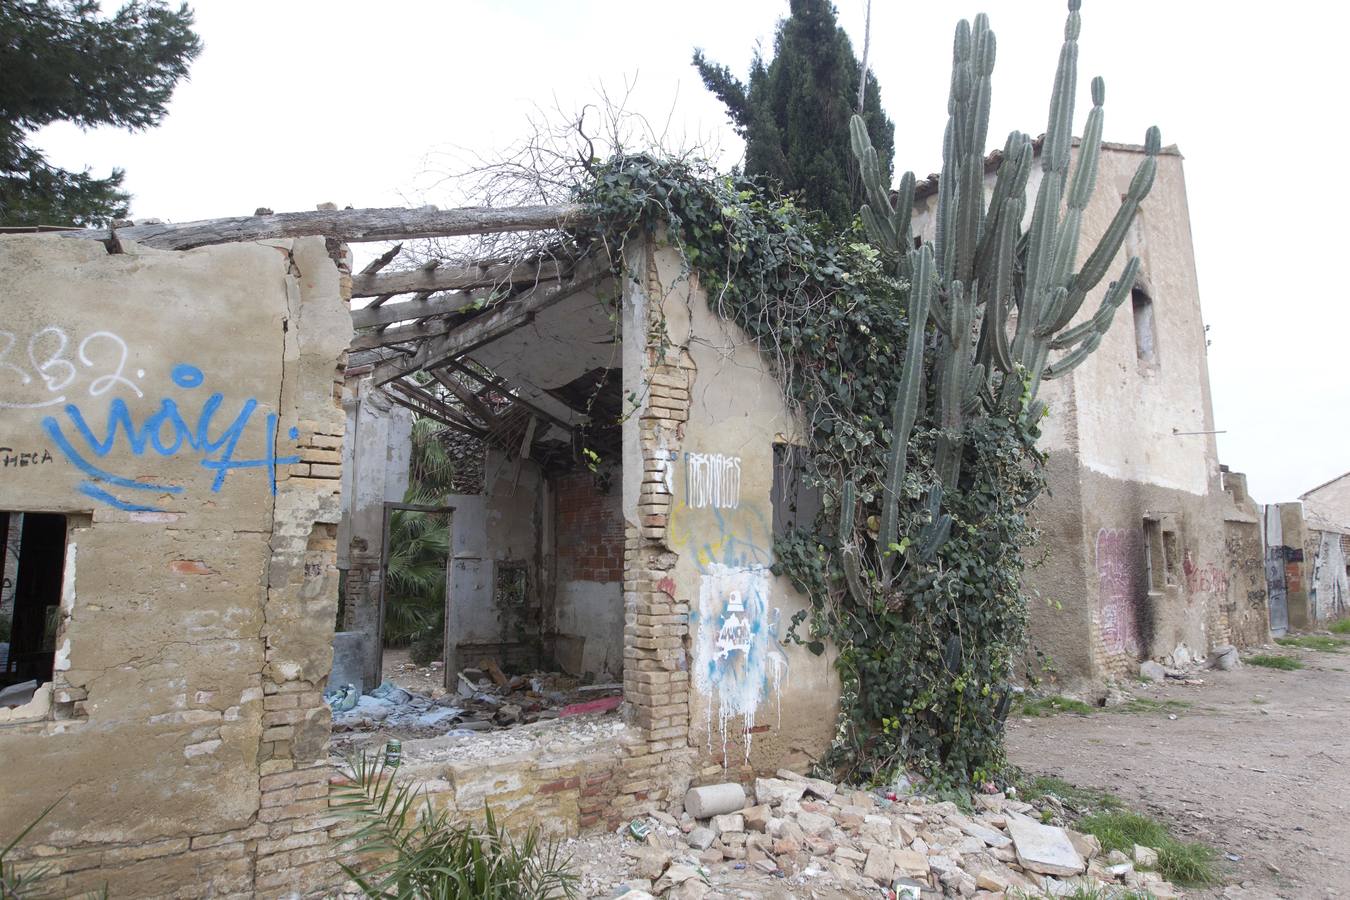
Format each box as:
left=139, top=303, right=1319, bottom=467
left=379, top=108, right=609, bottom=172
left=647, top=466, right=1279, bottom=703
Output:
left=686, top=826, right=715, bottom=850
left=1006, top=815, right=1086, bottom=876
left=1134, top=843, right=1159, bottom=867
left=1140, top=659, right=1167, bottom=681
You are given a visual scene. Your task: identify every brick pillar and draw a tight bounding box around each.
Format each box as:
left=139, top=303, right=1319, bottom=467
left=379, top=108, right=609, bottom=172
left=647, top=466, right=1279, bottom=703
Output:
left=612, top=249, right=698, bottom=823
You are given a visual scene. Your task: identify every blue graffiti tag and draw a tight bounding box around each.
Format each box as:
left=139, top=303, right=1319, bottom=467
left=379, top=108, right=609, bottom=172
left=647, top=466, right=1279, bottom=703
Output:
left=41, top=364, right=300, bottom=511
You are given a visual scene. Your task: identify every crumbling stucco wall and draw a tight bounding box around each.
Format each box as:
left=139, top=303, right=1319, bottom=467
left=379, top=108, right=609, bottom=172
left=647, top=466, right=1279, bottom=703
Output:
left=0, top=234, right=351, bottom=898
left=618, top=237, right=837, bottom=788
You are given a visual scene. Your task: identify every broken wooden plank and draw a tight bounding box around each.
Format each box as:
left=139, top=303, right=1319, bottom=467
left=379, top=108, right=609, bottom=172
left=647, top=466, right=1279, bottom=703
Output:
left=559, top=695, right=623, bottom=718
left=359, top=242, right=403, bottom=275
left=61, top=203, right=583, bottom=250
left=349, top=321, right=450, bottom=352
left=386, top=381, right=488, bottom=437
left=351, top=291, right=477, bottom=329
left=352, top=259, right=565, bottom=298
left=384, top=390, right=485, bottom=438
left=429, top=369, right=498, bottom=427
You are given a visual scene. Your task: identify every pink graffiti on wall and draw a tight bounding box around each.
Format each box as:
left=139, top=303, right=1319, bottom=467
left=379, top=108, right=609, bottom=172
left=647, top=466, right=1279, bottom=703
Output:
left=1096, top=528, right=1144, bottom=656
left=1182, top=551, right=1230, bottom=596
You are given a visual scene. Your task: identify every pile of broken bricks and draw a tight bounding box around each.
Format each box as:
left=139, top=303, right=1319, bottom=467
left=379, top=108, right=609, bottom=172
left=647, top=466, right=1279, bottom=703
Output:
left=608, top=769, right=1185, bottom=899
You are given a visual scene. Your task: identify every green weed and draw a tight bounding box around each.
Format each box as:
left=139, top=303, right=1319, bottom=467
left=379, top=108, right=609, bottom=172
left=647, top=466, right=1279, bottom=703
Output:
left=1275, top=634, right=1347, bottom=652
left=1018, top=775, right=1123, bottom=811
left=1329, top=618, right=1350, bottom=634
left=1017, top=695, right=1096, bottom=717
left=1248, top=654, right=1304, bottom=670
left=1077, top=810, right=1217, bottom=886
left=1110, top=698, right=1190, bottom=715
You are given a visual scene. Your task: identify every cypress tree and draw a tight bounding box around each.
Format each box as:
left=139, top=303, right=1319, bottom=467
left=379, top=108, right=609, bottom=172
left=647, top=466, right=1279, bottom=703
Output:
left=693, top=0, right=894, bottom=229
left=0, top=1, right=202, bottom=227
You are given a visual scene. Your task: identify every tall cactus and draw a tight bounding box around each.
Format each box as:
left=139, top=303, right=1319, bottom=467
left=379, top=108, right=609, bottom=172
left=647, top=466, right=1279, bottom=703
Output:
left=851, top=0, right=1160, bottom=522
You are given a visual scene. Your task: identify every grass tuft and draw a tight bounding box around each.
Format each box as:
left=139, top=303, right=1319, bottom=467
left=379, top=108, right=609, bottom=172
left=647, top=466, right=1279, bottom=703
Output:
left=1018, top=775, right=1123, bottom=811
left=1330, top=618, right=1350, bottom=634
left=1248, top=653, right=1304, bottom=670
left=1110, top=697, right=1191, bottom=715
left=1076, top=810, right=1217, bottom=886
left=1275, top=634, right=1347, bottom=652
left=1017, top=694, right=1096, bottom=717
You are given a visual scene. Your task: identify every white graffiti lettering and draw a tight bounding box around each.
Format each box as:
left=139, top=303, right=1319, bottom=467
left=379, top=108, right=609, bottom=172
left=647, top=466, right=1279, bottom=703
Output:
left=685, top=452, right=741, bottom=509
left=0, top=326, right=142, bottom=409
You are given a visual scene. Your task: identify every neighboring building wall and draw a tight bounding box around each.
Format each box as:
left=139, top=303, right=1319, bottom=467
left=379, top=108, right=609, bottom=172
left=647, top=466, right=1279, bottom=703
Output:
left=1309, top=529, right=1350, bottom=623
left=337, top=374, right=412, bottom=689
left=444, top=448, right=546, bottom=675
left=0, top=235, right=351, bottom=897
left=1045, top=144, right=1231, bottom=679
left=553, top=466, right=625, bottom=679
left=1301, top=473, right=1350, bottom=530
left=1219, top=469, right=1270, bottom=648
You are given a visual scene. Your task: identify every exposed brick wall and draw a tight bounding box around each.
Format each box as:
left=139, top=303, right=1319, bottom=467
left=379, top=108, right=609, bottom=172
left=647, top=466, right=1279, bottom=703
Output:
left=555, top=470, right=625, bottom=583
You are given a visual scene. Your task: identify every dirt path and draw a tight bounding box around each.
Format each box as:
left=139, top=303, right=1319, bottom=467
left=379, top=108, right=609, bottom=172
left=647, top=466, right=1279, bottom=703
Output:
left=1007, top=647, right=1350, bottom=899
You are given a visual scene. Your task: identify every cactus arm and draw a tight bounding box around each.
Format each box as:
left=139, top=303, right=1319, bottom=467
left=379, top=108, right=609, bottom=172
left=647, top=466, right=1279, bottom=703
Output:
left=935, top=280, right=973, bottom=488
left=839, top=479, right=868, bottom=606
left=1052, top=127, right=1160, bottom=330
left=1049, top=257, right=1140, bottom=349
left=878, top=245, right=935, bottom=569
left=1042, top=330, right=1103, bottom=380
left=986, top=197, right=1020, bottom=373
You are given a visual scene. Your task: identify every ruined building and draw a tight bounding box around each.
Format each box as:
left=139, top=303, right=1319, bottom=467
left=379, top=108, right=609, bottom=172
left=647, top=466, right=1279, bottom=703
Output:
left=0, top=142, right=1262, bottom=896
left=1260, top=472, right=1350, bottom=633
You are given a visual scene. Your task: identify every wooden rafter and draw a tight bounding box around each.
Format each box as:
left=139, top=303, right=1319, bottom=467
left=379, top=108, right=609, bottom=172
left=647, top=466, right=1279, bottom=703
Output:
left=385, top=380, right=486, bottom=437
left=351, top=291, right=477, bottom=329
left=441, top=359, right=578, bottom=436
left=351, top=259, right=565, bottom=298
left=62, top=203, right=583, bottom=250
left=349, top=321, right=450, bottom=352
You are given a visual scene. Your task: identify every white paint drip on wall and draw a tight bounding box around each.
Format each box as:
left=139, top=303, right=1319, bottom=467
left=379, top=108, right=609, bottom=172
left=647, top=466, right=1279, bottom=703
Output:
left=685, top=452, right=742, bottom=509
left=693, top=563, right=787, bottom=762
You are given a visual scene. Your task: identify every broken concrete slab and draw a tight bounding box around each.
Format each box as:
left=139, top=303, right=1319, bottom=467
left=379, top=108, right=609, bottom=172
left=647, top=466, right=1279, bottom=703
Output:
left=754, top=777, right=806, bottom=807
left=1006, top=815, right=1086, bottom=876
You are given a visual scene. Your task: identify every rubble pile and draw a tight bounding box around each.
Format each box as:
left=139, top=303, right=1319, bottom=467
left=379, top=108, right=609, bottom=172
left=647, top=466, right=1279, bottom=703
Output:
left=326, top=661, right=623, bottom=740
left=602, top=769, right=1186, bottom=899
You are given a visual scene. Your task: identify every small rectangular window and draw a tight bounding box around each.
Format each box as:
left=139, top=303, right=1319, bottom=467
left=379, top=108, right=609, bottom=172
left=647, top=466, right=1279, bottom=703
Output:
left=1132, top=287, right=1158, bottom=366
left=1143, top=519, right=1164, bottom=593
left=772, top=444, right=823, bottom=539
left=1, top=511, right=69, bottom=705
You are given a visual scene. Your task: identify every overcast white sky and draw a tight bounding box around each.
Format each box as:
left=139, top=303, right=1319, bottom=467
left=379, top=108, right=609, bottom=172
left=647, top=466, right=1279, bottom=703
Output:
left=31, top=0, right=1350, bottom=504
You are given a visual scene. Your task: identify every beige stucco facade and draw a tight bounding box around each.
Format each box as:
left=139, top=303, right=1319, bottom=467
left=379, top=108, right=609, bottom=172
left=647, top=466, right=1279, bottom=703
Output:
left=0, top=234, right=351, bottom=897
left=1020, top=145, right=1267, bottom=683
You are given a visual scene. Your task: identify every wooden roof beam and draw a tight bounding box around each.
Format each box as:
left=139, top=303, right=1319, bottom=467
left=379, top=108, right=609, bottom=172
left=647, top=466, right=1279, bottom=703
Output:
left=61, top=203, right=583, bottom=251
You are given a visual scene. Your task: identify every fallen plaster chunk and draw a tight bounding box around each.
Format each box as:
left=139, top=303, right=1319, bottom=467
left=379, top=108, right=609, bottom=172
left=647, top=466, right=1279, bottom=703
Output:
left=184, top=738, right=222, bottom=759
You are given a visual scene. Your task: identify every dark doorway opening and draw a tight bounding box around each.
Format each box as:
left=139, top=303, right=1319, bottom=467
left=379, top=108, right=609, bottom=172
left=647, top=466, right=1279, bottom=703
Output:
left=1, top=511, right=69, bottom=695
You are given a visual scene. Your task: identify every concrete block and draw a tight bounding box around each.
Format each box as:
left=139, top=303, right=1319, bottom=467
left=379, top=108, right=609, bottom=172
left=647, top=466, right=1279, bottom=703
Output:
left=684, top=783, right=746, bottom=818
